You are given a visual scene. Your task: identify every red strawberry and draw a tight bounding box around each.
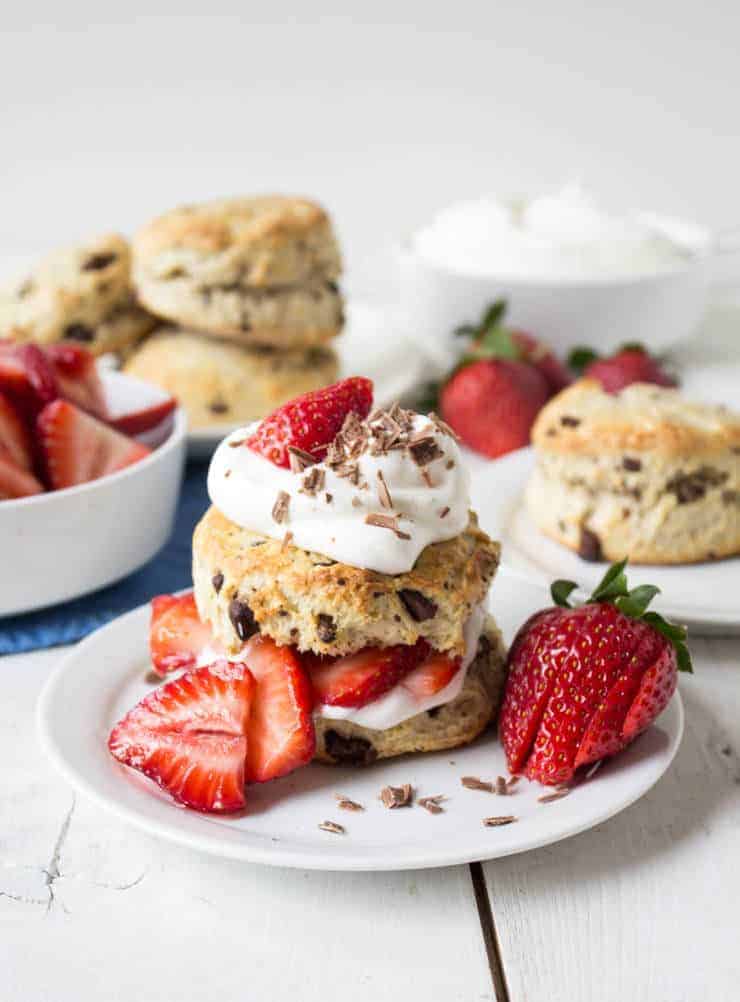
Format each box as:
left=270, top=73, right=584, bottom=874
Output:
left=0, top=448, right=43, bottom=499
left=512, top=331, right=572, bottom=395
left=108, top=660, right=255, bottom=813
left=584, top=347, right=675, bottom=394
left=241, top=636, right=315, bottom=782
left=36, top=399, right=150, bottom=489
left=308, top=640, right=430, bottom=708
left=149, top=592, right=226, bottom=676
left=247, top=376, right=373, bottom=468
left=109, top=397, right=177, bottom=437
left=0, top=342, right=58, bottom=418
left=440, top=359, right=549, bottom=458
left=401, top=650, right=461, bottom=699
left=0, top=392, right=33, bottom=470
left=499, top=562, right=689, bottom=785
left=45, top=342, right=109, bottom=419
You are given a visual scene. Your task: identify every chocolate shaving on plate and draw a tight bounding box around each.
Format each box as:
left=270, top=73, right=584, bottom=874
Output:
left=335, top=795, right=364, bottom=812
left=461, top=776, right=494, bottom=792
left=482, top=815, right=517, bottom=827
left=538, top=789, right=570, bottom=804
left=418, top=795, right=446, bottom=815
left=380, top=784, right=413, bottom=808
left=318, top=820, right=345, bottom=834
left=495, top=776, right=509, bottom=796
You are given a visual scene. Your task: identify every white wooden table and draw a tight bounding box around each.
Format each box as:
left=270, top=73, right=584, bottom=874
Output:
left=2, top=623, right=738, bottom=1002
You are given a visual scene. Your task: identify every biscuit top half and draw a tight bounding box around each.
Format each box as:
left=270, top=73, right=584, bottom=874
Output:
left=133, top=195, right=341, bottom=288
left=532, top=380, right=740, bottom=457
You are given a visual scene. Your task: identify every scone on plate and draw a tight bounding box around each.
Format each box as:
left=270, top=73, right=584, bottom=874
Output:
left=124, top=329, right=339, bottom=429
left=526, top=379, right=740, bottom=564
left=132, top=196, right=344, bottom=349
left=0, top=234, right=156, bottom=357
left=191, top=378, right=507, bottom=764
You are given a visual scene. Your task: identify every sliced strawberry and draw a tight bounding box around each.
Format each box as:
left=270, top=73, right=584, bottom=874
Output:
left=247, top=376, right=373, bottom=468
left=621, top=643, right=677, bottom=743
left=0, top=392, right=33, bottom=470
left=109, top=397, right=177, bottom=437
left=36, top=399, right=150, bottom=489
left=0, top=342, right=58, bottom=418
left=241, top=636, right=315, bottom=783
left=150, top=592, right=226, bottom=676
left=309, top=639, right=430, bottom=708
left=401, top=650, right=461, bottom=699
left=45, top=342, right=108, bottom=419
left=0, top=447, right=43, bottom=499
left=108, top=660, right=255, bottom=813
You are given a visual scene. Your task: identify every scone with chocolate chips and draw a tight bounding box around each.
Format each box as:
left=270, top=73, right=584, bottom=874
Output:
left=132, top=196, right=343, bottom=348
left=526, top=379, right=740, bottom=564
left=0, top=234, right=156, bottom=356
left=125, top=330, right=339, bottom=429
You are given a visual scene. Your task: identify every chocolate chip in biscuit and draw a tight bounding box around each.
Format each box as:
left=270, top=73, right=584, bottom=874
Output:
left=212, top=572, right=224, bottom=594
left=209, top=400, right=229, bottom=415
left=622, top=457, right=642, bottom=471
left=578, top=527, right=603, bottom=562
left=228, top=597, right=259, bottom=641
left=316, top=613, right=336, bottom=643
left=324, top=730, right=377, bottom=766
left=398, top=588, right=437, bottom=622
left=82, top=252, right=116, bottom=271
left=560, top=415, right=581, bottom=427
left=63, top=323, right=94, bottom=342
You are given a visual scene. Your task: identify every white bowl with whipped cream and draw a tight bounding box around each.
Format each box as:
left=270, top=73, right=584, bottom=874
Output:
left=399, top=186, right=714, bottom=371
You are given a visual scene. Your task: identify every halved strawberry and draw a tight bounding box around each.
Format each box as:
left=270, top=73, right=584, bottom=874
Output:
left=45, top=342, right=109, bottom=419
left=247, top=376, right=373, bottom=468
left=0, top=447, right=43, bottom=499
left=150, top=592, right=226, bottom=676
left=241, top=636, right=315, bottom=782
left=36, top=399, right=150, bottom=489
left=0, top=392, right=33, bottom=470
left=108, top=660, right=255, bottom=813
left=0, top=342, right=58, bottom=418
left=109, top=397, right=177, bottom=437
left=309, top=639, right=430, bottom=708
left=402, top=650, right=461, bottom=699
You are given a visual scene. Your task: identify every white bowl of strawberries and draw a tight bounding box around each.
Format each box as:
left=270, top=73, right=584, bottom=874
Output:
left=0, top=341, right=187, bottom=616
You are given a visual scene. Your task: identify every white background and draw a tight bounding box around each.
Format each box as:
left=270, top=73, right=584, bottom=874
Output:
left=2, top=1, right=739, bottom=292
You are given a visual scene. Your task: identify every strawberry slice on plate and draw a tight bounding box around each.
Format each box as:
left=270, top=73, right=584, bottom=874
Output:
left=308, top=639, right=430, bottom=708
left=0, top=342, right=58, bottom=418
left=0, top=447, right=43, bottom=499
left=109, top=397, right=177, bottom=437
left=0, top=392, right=33, bottom=470
left=108, top=660, right=255, bottom=813
left=401, top=649, right=461, bottom=699
left=150, top=592, right=226, bottom=676
left=45, top=342, right=109, bottom=419
left=241, top=636, right=315, bottom=782
left=247, top=376, right=373, bottom=468
left=36, top=399, right=150, bottom=489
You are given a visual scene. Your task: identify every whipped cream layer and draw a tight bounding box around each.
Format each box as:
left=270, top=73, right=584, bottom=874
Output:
left=316, top=603, right=486, bottom=730
left=208, top=412, right=470, bottom=574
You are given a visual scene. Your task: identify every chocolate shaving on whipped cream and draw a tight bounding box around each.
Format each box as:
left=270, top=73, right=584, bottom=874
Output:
left=365, top=513, right=411, bottom=540
left=272, top=490, right=290, bottom=524
left=288, top=446, right=317, bottom=473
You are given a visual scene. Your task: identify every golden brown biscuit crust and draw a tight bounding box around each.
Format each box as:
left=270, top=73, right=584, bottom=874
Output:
left=192, top=506, right=500, bottom=657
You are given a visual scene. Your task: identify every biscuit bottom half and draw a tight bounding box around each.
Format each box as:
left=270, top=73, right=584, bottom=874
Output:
left=314, top=617, right=508, bottom=765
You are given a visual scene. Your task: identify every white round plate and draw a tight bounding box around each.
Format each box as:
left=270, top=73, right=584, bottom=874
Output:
left=470, top=447, right=740, bottom=634
left=187, top=302, right=425, bottom=460
left=37, top=580, right=683, bottom=871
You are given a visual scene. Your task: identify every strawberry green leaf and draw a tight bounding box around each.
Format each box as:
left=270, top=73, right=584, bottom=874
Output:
left=589, top=559, right=629, bottom=602
left=615, top=584, right=661, bottom=619
left=642, top=612, right=693, bottom=673
left=551, top=579, right=578, bottom=608
left=483, top=300, right=508, bottom=329
left=618, top=341, right=647, bottom=354
left=453, top=324, right=478, bottom=339
left=567, top=346, right=600, bottom=373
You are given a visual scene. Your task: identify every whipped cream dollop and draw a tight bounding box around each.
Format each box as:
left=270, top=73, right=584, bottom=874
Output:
left=208, top=408, right=470, bottom=575
left=413, top=184, right=690, bottom=280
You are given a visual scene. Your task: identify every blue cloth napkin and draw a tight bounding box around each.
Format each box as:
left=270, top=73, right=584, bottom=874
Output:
left=0, top=461, right=211, bottom=655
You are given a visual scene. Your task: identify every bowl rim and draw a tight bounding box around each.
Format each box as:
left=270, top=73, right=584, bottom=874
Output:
left=0, top=370, right=188, bottom=512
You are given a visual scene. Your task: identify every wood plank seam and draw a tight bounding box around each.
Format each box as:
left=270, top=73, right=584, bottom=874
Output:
left=470, top=862, right=511, bottom=1002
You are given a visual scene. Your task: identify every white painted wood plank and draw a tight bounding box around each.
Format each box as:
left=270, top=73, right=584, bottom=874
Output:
left=483, top=635, right=740, bottom=1002
left=1, top=649, right=493, bottom=1002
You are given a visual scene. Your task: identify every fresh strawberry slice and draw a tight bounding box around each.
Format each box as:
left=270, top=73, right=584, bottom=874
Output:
left=241, top=636, right=315, bottom=782
left=0, top=343, right=58, bottom=418
left=109, top=397, right=177, bottom=437
left=247, top=376, right=373, bottom=468
left=108, top=660, right=255, bottom=813
left=150, top=592, right=226, bottom=676
left=309, top=639, right=430, bottom=708
left=0, top=447, right=43, bottom=499
left=621, top=643, right=678, bottom=743
left=401, top=650, right=461, bottom=699
left=45, top=343, right=108, bottom=419
left=36, top=399, right=150, bottom=489
left=0, top=392, right=33, bottom=470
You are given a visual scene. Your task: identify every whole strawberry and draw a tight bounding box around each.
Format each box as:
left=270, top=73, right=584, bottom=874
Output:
left=570, top=343, right=676, bottom=394
left=440, top=358, right=549, bottom=458
left=499, top=561, right=691, bottom=786
left=247, top=376, right=373, bottom=468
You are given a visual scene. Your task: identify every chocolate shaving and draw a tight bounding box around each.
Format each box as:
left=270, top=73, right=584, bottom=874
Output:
left=288, top=446, right=317, bottom=473
left=377, top=470, right=393, bottom=509
left=318, top=821, right=345, bottom=834
left=495, top=776, right=509, bottom=796
left=439, top=506, right=450, bottom=519
left=482, top=815, right=517, bottom=827
left=429, top=411, right=460, bottom=441
left=228, top=439, right=245, bottom=448
left=506, top=776, right=521, bottom=789
left=335, top=795, right=364, bottom=812
left=325, top=492, right=333, bottom=503
left=300, top=467, right=325, bottom=496
left=538, top=789, right=570, bottom=803
left=409, top=436, right=444, bottom=468
left=418, top=795, right=445, bottom=815
left=281, top=530, right=294, bottom=551
left=461, top=776, right=494, bottom=792
left=272, top=490, right=290, bottom=524
left=380, top=784, right=413, bottom=808
left=365, top=513, right=411, bottom=540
